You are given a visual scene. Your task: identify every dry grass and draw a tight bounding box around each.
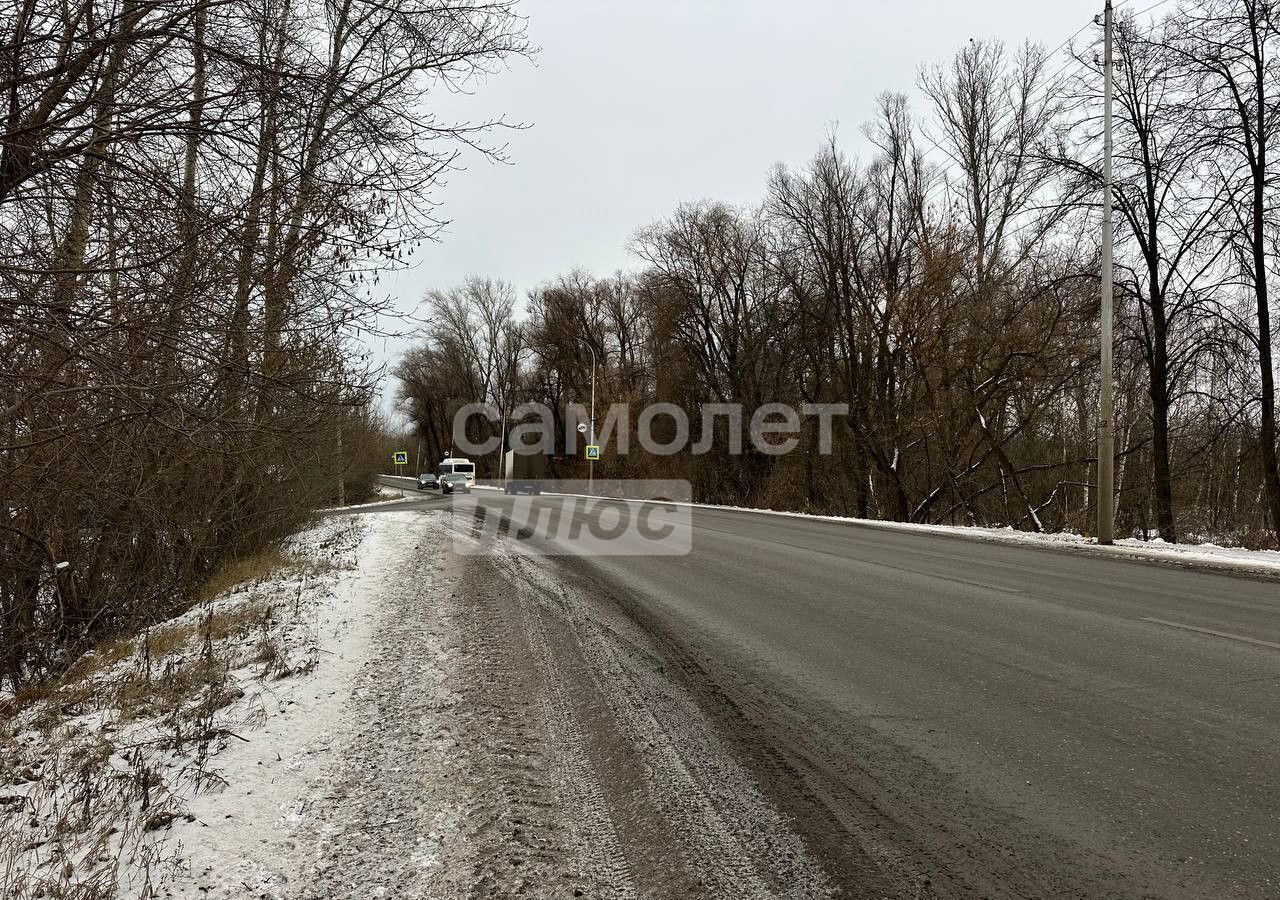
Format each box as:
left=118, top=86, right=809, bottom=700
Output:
left=0, top=523, right=356, bottom=899
left=140, top=600, right=271, bottom=662
left=145, top=623, right=194, bottom=659
left=253, top=635, right=281, bottom=671
left=194, top=546, right=296, bottom=604
left=1, top=546, right=299, bottom=726
left=4, top=677, right=57, bottom=715
left=207, top=600, right=273, bottom=642
left=5, top=671, right=100, bottom=729
left=62, top=636, right=135, bottom=684
left=5, top=597, right=282, bottom=734
left=116, top=657, right=216, bottom=722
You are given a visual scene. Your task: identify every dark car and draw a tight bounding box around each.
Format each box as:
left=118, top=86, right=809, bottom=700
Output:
left=440, top=473, right=470, bottom=495
left=416, top=472, right=439, bottom=490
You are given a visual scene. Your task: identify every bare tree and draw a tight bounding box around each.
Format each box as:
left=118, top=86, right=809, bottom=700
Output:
left=393, top=5, right=1279, bottom=550
left=0, top=0, right=529, bottom=687
left=1177, top=0, right=1280, bottom=536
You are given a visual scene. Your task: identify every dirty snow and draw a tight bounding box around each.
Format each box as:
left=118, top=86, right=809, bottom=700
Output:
left=686, top=504, right=1280, bottom=576
left=0, top=509, right=443, bottom=900
left=316, top=485, right=414, bottom=513
left=163, top=510, right=435, bottom=898
left=375, top=474, right=1280, bottom=576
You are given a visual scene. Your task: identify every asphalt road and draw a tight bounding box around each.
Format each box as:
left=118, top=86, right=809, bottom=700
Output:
left=364, top=478, right=1280, bottom=898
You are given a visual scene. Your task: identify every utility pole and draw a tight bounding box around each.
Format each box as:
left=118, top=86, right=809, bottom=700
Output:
left=1098, top=0, right=1116, bottom=544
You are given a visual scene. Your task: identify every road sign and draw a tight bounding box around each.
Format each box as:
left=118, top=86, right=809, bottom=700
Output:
left=393, top=451, right=408, bottom=465
left=585, top=445, right=600, bottom=460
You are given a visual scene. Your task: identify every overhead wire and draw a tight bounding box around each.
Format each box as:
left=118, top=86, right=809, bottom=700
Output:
left=910, top=0, right=1177, bottom=222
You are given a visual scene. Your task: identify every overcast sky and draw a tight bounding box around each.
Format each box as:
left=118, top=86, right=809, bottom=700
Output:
left=371, top=0, right=1101, bottom=411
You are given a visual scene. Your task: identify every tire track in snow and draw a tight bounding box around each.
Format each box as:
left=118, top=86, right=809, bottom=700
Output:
left=489, top=545, right=836, bottom=899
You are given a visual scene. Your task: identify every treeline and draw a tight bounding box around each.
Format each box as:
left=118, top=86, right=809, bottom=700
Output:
left=398, top=0, right=1279, bottom=549
left=0, top=0, right=527, bottom=687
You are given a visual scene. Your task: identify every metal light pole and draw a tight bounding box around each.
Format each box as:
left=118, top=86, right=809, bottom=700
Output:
left=586, top=342, right=597, bottom=494
left=499, top=404, right=508, bottom=481
left=497, top=354, right=518, bottom=484
left=1098, top=0, right=1115, bottom=545
left=571, top=336, right=598, bottom=494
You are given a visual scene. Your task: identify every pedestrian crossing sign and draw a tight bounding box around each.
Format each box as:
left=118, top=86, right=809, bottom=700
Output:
left=585, top=445, right=600, bottom=460
left=393, top=451, right=408, bottom=465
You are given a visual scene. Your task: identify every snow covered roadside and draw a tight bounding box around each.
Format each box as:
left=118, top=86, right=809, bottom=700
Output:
left=316, top=485, right=415, bottom=513
left=163, top=510, right=430, bottom=898
left=683, top=503, right=1280, bottom=577
left=479, top=482, right=1280, bottom=580
left=0, top=509, right=435, bottom=900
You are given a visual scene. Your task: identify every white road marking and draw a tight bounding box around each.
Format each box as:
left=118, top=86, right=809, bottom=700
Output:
left=1140, top=617, right=1280, bottom=651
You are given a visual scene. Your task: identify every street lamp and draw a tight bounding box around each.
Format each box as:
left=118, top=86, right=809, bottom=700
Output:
left=573, top=336, right=597, bottom=494
left=497, top=352, right=520, bottom=483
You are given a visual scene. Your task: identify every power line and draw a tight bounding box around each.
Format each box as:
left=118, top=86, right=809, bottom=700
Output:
left=996, top=0, right=1176, bottom=245
left=914, top=0, right=1174, bottom=177
left=914, top=0, right=1175, bottom=231
left=1128, top=0, right=1176, bottom=17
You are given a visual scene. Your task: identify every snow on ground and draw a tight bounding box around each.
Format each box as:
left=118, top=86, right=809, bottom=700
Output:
left=316, top=485, right=414, bottom=513
left=163, top=510, right=432, bottom=898
left=0, top=508, right=440, bottom=900
left=687, top=503, right=1280, bottom=576
left=376, top=474, right=1280, bottom=576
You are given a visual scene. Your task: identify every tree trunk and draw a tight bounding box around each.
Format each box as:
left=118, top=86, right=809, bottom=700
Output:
left=1148, top=290, right=1177, bottom=543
